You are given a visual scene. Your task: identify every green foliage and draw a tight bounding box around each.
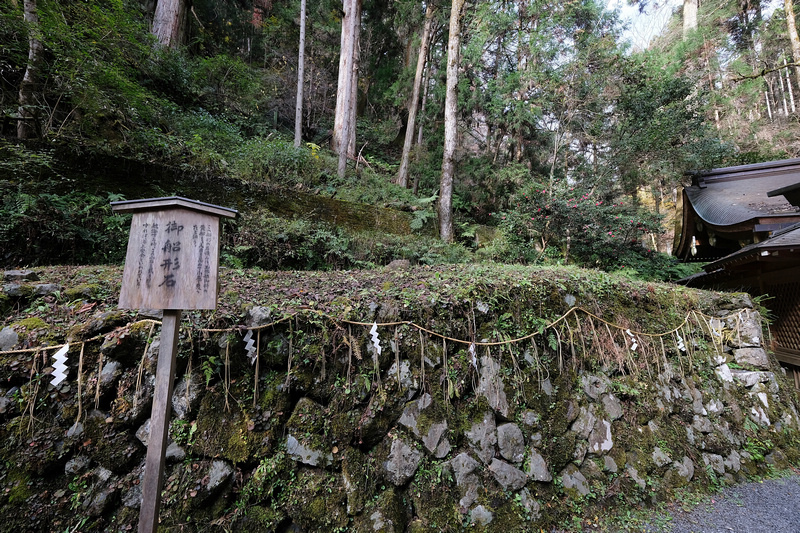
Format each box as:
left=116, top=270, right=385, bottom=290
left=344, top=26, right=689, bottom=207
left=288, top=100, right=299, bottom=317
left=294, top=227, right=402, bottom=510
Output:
left=224, top=211, right=472, bottom=271
left=496, top=180, right=665, bottom=274
left=234, top=450, right=293, bottom=511
left=409, top=194, right=437, bottom=231
left=0, top=0, right=750, bottom=280
left=226, top=215, right=359, bottom=270
left=608, top=52, right=730, bottom=194
left=0, top=171, right=129, bottom=266
left=231, top=137, right=317, bottom=184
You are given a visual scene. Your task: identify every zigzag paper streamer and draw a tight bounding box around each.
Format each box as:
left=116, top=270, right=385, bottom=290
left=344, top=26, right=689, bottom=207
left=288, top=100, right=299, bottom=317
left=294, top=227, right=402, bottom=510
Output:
left=676, top=334, right=686, bottom=352
left=469, top=343, right=478, bottom=371
left=625, top=329, right=638, bottom=352
left=369, top=322, right=382, bottom=356
left=51, top=344, right=69, bottom=387
left=243, top=329, right=257, bottom=365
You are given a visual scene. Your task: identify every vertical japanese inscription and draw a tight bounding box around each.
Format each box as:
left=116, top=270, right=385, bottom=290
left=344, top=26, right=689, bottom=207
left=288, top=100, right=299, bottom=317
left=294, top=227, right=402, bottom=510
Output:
left=145, top=222, right=159, bottom=288
left=192, top=223, right=214, bottom=294
left=135, top=223, right=149, bottom=288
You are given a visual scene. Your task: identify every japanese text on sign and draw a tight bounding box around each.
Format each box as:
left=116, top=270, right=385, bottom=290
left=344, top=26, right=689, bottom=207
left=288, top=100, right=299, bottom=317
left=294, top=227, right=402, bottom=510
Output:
left=119, top=209, right=220, bottom=310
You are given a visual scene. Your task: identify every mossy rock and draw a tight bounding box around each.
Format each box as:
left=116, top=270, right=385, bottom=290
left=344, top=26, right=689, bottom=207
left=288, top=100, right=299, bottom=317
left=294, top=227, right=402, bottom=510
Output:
left=7, top=424, right=70, bottom=476
left=285, top=397, right=330, bottom=451
left=341, top=447, right=378, bottom=515
left=89, top=428, right=142, bottom=475
left=1, top=466, right=31, bottom=505
left=233, top=504, right=285, bottom=532
left=99, top=320, right=155, bottom=366
left=193, top=391, right=251, bottom=464
left=408, top=472, right=461, bottom=530
left=245, top=374, right=292, bottom=457
left=329, top=409, right=360, bottom=446
left=11, top=316, right=48, bottom=332
left=66, top=311, right=128, bottom=342
left=64, top=284, right=101, bottom=301
left=3, top=283, right=35, bottom=300
left=485, top=493, right=541, bottom=532
left=351, top=488, right=408, bottom=532
left=0, top=292, right=11, bottom=315
left=158, top=460, right=235, bottom=525
left=283, top=469, right=349, bottom=531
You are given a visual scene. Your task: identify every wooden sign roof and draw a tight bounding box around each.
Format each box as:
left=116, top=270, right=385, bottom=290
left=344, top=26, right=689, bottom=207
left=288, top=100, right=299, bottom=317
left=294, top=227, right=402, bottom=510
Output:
left=111, top=196, right=238, bottom=219
left=113, top=197, right=237, bottom=310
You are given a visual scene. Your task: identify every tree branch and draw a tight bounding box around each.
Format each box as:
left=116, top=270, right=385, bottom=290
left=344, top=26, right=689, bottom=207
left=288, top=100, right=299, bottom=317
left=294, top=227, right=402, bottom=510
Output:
left=731, top=62, right=800, bottom=82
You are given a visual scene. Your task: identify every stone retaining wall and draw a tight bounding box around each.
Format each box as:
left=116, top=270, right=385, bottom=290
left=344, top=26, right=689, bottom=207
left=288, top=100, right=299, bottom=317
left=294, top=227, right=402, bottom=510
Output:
left=1, top=269, right=799, bottom=532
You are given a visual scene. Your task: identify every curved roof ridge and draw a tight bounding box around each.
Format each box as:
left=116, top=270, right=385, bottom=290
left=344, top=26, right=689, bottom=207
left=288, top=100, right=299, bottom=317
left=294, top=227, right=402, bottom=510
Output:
left=684, top=159, right=800, bottom=227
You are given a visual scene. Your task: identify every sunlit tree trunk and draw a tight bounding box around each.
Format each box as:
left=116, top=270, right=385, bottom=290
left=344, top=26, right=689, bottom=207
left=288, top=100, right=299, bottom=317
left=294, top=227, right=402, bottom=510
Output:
left=294, top=0, right=306, bottom=148
left=333, top=5, right=351, bottom=156
left=396, top=4, right=434, bottom=188
left=785, top=0, right=800, bottom=91
left=786, top=59, right=796, bottom=113
left=17, top=0, right=42, bottom=139
left=152, top=0, right=187, bottom=48
left=334, top=0, right=361, bottom=178
left=683, top=0, right=698, bottom=38
left=347, top=9, right=360, bottom=159
left=439, top=0, right=466, bottom=243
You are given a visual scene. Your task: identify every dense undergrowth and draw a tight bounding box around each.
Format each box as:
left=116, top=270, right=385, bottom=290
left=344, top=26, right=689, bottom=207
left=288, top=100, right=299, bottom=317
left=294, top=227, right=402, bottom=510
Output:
left=0, top=137, right=700, bottom=282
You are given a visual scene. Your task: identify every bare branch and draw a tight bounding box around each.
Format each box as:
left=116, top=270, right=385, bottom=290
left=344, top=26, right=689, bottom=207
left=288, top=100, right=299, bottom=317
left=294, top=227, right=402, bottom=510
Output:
left=731, top=62, right=800, bottom=82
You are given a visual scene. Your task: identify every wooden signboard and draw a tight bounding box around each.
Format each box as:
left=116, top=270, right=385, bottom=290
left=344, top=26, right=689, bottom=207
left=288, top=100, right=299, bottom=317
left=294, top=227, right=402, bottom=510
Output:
left=111, top=197, right=236, bottom=533
left=114, top=197, right=236, bottom=310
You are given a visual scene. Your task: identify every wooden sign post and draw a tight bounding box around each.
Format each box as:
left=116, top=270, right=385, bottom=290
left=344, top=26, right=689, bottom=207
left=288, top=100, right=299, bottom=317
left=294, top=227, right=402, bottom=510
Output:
left=111, top=197, right=237, bottom=533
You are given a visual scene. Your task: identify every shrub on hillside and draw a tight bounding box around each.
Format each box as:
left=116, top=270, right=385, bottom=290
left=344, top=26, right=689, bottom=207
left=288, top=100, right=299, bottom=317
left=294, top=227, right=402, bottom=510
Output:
left=495, top=182, right=687, bottom=280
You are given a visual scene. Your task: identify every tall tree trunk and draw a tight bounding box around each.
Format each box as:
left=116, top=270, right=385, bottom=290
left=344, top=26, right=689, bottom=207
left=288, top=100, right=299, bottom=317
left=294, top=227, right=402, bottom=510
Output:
left=786, top=58, right=796, bottom=113
left=683, top=0, right=698, bottom=39
left=416, top=49, right=432, bottom=147
left=515, top=0, right=530, bottom=163
left=412, top=56, right=432, bottom=195
left=294, top=0, right=307, bottom=148
left=333, top=4, right=351, bottom=155
left=347, top=5, right=361, bottom=159
left=785, top=0, right=800, bottom=91
left=17, top=0, right=42, bottom=140
left=334, top=0, right=361, bottom=178
left=152, top=0, right=187, bottom=48
left=396, top=4, right=434, bottom=188
left=439, top=0, right=466, bottom=243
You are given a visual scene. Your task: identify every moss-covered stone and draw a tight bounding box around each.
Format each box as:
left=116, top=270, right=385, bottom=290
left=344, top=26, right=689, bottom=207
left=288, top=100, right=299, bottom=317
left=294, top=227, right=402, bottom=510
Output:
left=99, top=320, right=155, bottom=366
left=232, top=504, right=285, bottom=532
left=66, top=310, right=128, bottom=342
left=351, top=488, right=407, bottom=532
left=12, top=316, right=48, bottom=332
left=408, top=470, right=461, bottom=530
left=0, top=292, right=12, bottom=315
left=192, top=391, right=251, bottom=464
left=3, top=264, right=800, bottom=533
left=284, top=469, right=349, bottom=531
left=64, top=284, right=101, bottom=301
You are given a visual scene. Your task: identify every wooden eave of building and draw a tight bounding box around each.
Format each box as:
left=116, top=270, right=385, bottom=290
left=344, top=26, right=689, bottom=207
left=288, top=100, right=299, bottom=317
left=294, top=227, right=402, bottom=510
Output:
left=675, top=158, right=800, bottom=260
left=682, top=223, right=800, bottom=290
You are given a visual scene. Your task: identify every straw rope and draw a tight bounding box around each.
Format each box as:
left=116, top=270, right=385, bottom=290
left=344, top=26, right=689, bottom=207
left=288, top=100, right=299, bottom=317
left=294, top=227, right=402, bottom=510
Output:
left=0, top=306, right=738, bottom=357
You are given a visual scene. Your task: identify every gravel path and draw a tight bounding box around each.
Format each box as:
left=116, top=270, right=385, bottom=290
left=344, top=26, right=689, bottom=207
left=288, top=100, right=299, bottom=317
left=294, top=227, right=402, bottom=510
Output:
left=641, top=474, right=800, bottom=533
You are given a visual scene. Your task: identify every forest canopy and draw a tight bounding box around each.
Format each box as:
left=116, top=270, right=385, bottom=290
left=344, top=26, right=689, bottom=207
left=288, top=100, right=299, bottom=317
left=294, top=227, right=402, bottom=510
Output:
left=1, top=0, right=798, bottom=279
